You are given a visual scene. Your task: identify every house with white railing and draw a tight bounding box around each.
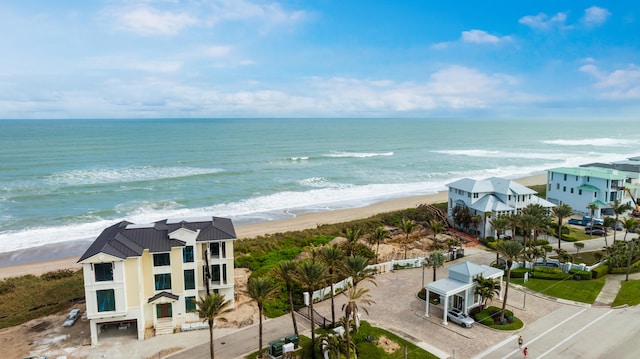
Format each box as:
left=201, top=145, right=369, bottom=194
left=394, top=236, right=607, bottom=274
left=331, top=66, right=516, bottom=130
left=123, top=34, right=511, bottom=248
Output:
left=446, top=177, right=555, bottom=238
left=78, top=216, right=236, bottom=345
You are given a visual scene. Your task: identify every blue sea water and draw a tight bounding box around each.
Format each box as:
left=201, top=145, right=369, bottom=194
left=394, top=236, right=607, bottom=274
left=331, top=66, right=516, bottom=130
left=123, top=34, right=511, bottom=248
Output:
left=1, top=118, right=640, bottom=254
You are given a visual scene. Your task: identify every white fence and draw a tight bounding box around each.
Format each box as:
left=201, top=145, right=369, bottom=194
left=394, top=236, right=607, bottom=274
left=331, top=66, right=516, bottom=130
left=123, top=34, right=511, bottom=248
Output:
left=303, top=256, right=429, bottom=305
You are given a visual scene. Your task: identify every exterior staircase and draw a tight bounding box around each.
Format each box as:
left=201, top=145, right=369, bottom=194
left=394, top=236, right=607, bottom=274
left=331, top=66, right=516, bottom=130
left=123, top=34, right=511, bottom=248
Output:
left=155, top=318, right=174, bottom=336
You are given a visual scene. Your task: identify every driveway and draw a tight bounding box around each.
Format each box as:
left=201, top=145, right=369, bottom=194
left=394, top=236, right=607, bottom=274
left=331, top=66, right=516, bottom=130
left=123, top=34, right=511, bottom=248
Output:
left=312, top=247, right=566, bottom=359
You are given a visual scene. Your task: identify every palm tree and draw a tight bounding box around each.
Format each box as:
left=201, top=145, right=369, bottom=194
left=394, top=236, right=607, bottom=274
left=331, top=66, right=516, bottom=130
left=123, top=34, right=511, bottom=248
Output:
left=552, top=203, right=573, bottom=249
left=494, top=240, right=524, bottom=322
left=343, top=255, right=376, bottom=290
left=368, top=226, right=389, bottom=264
left=587, top=203, right=600, bottom=235
left=474, top=275, right=500, bottom=311
left=505, top=213, right=520, bottom=241
left=318, top=244, right=345, bottom=328
left=246, top=276, right=278, bottom=359
left=343, top=227, right=362, bottom=257
left=196, top=293, right=232, bottom=359
left=622, top=217, right=638, bottom=242
left=399, top=218, right=417, bottom=259
left=489, top=215, right=509, bottom=240
left=429, top=219, right=445, bottom=246
left=271, top=260, right=299, bottom=335
left=603, top=216, right=616, bottom=247
left=296, top=260, right=327, bottom=358
left=342, top=286, right=375, bottom=357
left=426, top=252, right=446, bottom=282
left=612, top=199, right=633, bottom=242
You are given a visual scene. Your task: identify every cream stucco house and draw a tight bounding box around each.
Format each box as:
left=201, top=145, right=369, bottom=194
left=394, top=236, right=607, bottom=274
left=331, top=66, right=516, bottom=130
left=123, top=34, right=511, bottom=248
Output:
left=78, top=216, right=236, bottom=345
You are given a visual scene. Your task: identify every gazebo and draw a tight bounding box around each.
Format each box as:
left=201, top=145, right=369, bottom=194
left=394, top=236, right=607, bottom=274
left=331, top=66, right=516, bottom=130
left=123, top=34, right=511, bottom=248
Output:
left=425, top=261, right=504, bottom=325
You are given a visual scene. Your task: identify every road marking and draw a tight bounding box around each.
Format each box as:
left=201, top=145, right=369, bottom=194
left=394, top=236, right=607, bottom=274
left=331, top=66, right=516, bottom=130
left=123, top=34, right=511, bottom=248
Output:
left=536, top=309, right=613, bottom=358
left=499, top=308, right=587, bottom=359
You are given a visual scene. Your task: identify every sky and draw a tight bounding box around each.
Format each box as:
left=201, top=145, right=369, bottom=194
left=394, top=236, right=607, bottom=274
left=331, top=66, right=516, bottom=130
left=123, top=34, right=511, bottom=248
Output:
left=0, top=1, right=639, bottom=119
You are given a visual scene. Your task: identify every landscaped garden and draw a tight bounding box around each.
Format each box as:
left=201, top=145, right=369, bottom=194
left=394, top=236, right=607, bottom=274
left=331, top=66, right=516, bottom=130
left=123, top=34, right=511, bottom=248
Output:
left=244, top=321, right=439, bottom=359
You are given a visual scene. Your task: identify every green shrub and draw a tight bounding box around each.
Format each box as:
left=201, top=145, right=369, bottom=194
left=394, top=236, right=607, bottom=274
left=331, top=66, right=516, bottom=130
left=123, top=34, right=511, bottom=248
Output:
left=486, top=241, right=498, bottom=250
left=591, top=264, right=609, bottom=278
left=569, top=269, right=592, bottom=280
left=510, top=268, right=531, bottom=278
left=533, top=239, right=549, bottom=246
left=562, top=234, right=578, bottom=242
left=532, top=267, right=571, bottom=280
left=474, top=310, right=493, bottom=325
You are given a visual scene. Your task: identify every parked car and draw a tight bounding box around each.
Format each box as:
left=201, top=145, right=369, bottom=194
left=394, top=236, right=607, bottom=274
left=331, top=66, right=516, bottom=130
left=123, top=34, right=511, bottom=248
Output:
left=585, top=228, right=607, bottom=236
left=63, top=308, right=81, bottom=327
left=447, top=308, right=474, bottom=328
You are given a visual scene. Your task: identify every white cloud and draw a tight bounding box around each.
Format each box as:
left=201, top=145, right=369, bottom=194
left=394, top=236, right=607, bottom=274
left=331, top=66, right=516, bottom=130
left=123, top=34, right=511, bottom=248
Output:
left=204, top=0, right=306, bottom=27
left=110, top=5, right=198, bottom=35
left=582, top=6, right=610, bottom=27
left=519, top=12, right=568, bottom=30
left=461, top=29, right=512, bottom=44
left=580, top=64, right=640, bottom=99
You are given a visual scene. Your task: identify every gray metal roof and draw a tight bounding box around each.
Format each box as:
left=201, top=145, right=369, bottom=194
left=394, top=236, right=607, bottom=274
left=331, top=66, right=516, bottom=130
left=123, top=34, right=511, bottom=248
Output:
left=78, top=216, right=236, bottom=262
left=447, top=177, right=536, bottom=195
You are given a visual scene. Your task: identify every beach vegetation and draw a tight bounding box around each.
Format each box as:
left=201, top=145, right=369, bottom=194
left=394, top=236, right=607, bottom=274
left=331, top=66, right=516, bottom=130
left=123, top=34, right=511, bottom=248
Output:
left=0, top=269, right=84, bottom=329
left=271, top=260, right=300, bottom=335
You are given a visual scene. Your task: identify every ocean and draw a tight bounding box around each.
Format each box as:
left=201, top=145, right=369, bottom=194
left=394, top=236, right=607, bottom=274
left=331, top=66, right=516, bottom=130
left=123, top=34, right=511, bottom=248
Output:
left=1, top=118, right=640, bottom=259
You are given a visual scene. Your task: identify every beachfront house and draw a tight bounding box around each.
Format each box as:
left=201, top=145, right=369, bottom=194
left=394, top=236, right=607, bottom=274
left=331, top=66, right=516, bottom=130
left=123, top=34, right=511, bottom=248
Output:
left=78, top=216, right=237, bottom=346
left=425, top=261, right=504, bottom=324
left=546, top=167, right=631, bottom=217
left=446, top=177, right=555, bottom=238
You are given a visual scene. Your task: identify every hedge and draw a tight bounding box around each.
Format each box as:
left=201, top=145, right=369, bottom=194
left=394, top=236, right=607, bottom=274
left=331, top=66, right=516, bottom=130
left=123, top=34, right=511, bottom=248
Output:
left=531, top=267, right=571, bottom=280
left=510, top=268, right=531, bottom=278
left=569, top=269, right=592, bottom=280
left=591, top=264, right=608, bottom=279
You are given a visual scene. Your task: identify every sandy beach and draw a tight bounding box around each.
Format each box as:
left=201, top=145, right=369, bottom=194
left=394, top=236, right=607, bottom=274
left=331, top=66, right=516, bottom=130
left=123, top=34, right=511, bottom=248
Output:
left=0, top=174, right=546, bottom=280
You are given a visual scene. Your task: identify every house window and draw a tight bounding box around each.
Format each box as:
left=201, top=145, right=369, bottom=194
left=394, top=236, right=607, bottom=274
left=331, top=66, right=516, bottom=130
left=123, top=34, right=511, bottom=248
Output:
left=97, top=289, right=115, bottom=312
left=183, top=246, right=194, bottom=263
left=223, top=264, right=227, bottom=282
left=548, top=184, right=551, bottom=191
left=94, top=263, right=113, bottom=282
left=563, top=174, right=567, bottom=181
left=185, top=296, right=196, bottom=312
left=579, top=189, right=582, bottom=195
left=570, top=188, right=574, bottom=194
left=156, top=303, right=172, bottom=318
left=153, top=253, right=171, bottom=266
left=587, top=176, right=590, bottom=182
left=473, top=193, right=478, bottom=199
left=210, top=242, right=226, bottom=258
left=211, top=265, right=221, bottom=282
left=556, top=183, right=560, bottom=190
left=184, top=269, right=195, bottom=290
left=155, top=273, right=172, bottom=290
left=563, top=186, right=566, bottom=192
left=594, top=192, right=597, bottom=198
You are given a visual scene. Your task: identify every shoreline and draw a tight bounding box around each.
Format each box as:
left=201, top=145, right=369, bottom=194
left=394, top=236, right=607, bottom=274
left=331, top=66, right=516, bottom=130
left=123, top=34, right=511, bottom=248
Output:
left=0, top=174, right=546, bottom=279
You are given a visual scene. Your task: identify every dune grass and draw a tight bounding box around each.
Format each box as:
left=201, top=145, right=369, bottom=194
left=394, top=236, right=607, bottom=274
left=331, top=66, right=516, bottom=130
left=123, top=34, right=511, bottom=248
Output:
left=0, top=269, right=85, bottom=329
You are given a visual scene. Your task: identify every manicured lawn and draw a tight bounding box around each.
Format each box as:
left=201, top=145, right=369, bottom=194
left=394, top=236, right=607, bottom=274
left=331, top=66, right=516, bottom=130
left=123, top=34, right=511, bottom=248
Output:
left=511, top=277, right=606, bottom=304
left=612, top=280, right=640, bottom=307
left=244, top=321, right=438, bottom=359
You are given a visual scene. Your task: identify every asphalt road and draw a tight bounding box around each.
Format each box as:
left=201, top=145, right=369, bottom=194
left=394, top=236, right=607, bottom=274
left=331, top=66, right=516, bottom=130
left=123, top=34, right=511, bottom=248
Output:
left=474, top=305, right=640, bottom=359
